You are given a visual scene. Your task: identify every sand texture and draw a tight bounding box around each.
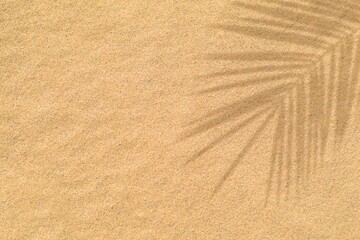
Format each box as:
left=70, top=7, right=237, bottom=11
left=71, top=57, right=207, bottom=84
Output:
left=1, top=0, right=360, bottom=239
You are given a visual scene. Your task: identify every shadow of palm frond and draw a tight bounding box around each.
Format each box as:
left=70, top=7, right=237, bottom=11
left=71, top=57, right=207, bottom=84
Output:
left=185, top=0, right=360, bottom=205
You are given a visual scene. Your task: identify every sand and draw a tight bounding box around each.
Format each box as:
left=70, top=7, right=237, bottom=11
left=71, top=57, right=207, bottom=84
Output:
left=1, top=0, right=360, bottom=239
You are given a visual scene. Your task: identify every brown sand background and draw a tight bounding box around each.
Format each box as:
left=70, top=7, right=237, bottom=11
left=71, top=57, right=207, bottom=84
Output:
left=1, top=0, right=360, bottom=239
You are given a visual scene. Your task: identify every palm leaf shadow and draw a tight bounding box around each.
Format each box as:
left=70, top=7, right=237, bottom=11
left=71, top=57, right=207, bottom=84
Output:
left=184, top=0, right=360, bottom=205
